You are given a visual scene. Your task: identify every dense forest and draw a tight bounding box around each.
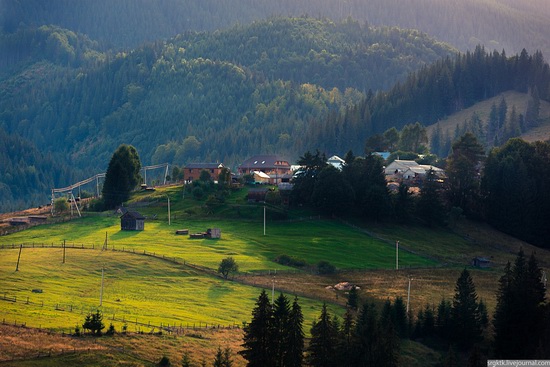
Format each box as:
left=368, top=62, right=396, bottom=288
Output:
left=0, top=18, right=455, bottom=211
left=1, top=7, right=550, bottom=213
left=2, top=0, right=549, bottom=57
left=309, top=46, right=550, bottom=155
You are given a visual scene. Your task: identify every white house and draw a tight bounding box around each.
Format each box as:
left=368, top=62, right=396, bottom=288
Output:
left=327, top=155, right=346, bottom=170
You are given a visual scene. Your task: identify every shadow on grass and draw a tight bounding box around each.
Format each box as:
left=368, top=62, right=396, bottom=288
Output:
left=207, top=282, right=234, bottom=301
left=110, top=230, right=142, bottom=240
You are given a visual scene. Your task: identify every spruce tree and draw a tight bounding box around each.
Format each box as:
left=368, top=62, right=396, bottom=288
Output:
left=493, top=249, right=546, bottom=358
left=272, top=293, right=290, bottom=367
left=240, top=290, right=274, bottom=367
left=451, top=269, right=482, bottom=349
left=307, top=303, right=337, bottom=367
left=102, top=144, right=142, bottom=209
left=353, top=302, right=380, bottom=365
left=285, top=296, right=304, bottom=367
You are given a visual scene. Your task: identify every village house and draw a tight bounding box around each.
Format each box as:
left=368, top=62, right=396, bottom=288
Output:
left=327, top=155, right=346, bottom=170
left=385, top=159, right=445, bottom=184
left=183, top=163, right=226, bottom=183
left=238, top=155, right=291, bottom=184
left=120, top=211, right=145, bottom=231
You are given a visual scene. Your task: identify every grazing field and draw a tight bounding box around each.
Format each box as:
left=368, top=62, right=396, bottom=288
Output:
left=0, top=248, right=341, bottom=332
left=0, top=213, right=435, bottom=272
left=2, top=186, right=550, bottom=366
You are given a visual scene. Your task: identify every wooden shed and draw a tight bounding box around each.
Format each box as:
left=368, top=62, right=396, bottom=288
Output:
left=471, top=257, right=491, bottom=268
left=120, top=211, right=145, bottom=231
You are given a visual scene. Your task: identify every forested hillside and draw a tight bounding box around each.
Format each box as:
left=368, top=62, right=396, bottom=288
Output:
left=2, top=0, right=549, bottom=56
left=310, top=47, right=550, bottom=156
left=0, top=18, right=455, bottom=212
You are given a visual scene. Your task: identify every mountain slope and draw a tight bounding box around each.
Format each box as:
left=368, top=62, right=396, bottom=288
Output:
left=0, top=18, right=455, bottom=211
left=426, top=91, right=550, bottom=144
left=2, top=0, right=549, bottom=57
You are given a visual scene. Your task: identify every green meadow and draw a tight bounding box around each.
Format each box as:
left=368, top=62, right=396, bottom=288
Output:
left=0, top=186, right=437, bottom=332
left=0, top=248, right=340, bottom=331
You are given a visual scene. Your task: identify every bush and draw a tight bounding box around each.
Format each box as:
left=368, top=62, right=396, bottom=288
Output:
left=105, top=323, right=115, bottom=336
left=274, top=254, right=306, bottom=267
left=317, top=260, right=336, bottom=275
left=192, top=186, right=205, bottom=199
left=158, top=356, right=171, bottom=367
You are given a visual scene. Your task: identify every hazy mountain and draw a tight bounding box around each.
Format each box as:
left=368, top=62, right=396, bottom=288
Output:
left=2, top=0, right=548, bottom=57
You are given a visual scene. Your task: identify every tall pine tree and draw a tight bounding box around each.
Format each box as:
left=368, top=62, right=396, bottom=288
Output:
left=240, top=290, right=274, bottom=367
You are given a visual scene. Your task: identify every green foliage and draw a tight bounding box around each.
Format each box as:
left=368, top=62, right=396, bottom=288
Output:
left=307, top=303, right=338, bottom=367
left=450, top=269, right=483, bottom=349
left=54, top=197, right=69, bottom=214
left=105, top=323, right=115, bottom=336
left=181, top=352, right=191, bottom=367
left=316, top=260, right=336, bottom=275
left=446, top=133, right=485, bottom=217
left=82, top=310, right=105, bottom=336
left=346, top=286, right=359, bottom=310
left=273, top=254, right=306, bottom=268
left=311, top=165, right=354, bottom=214
left=217, top=257, right=238, bottom=279
left=213, top=347, right=233, bottom=367
left=482, top=139, right=550, bottom=248
left=158, top=355, right=171, bottom=367
left=102, top=145, right=142, bottom=209
left=239, top=290, right=274, bottom=366
left=493, top=249, right=547, bottom=358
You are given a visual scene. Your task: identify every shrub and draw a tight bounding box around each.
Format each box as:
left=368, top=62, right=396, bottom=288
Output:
left=274, top=254, right=306, bottom=267
left=317, top=260, right=336, bottom=275
left=158, top=356, right=171, bottom=366
left=192, top=186, right=205, bottom=199
left=105, top=323, right=115, bottom=336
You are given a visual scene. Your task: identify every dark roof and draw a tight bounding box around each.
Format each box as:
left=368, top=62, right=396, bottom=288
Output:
left=239, top=155, right=289, bottom=169
left=121, top=211, right=145, bottom=220
left=185, top=163, right=224, bottom=169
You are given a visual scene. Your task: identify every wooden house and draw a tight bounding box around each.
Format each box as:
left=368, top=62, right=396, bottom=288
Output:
left=183, top=163, right=226, bottom=183
left=120, top=211, right=145, bottom=231
left=238, top=155, right=291, bottom=184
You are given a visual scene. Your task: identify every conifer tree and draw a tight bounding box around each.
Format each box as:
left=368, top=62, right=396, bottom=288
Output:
left=346, top=285, right=359, bottom=310
left=285, top=296, right=304, bottom=367
left=307, top=303, right=337, bottom=367
left=102, top=144, right=142, bottom=209
left=493, top=249, right=546, bottom=358
left=240, top=290, right=274, bottom=367
left=272, top=293, right=290, bottom=367
left=451, top=269, right=482, bottom=349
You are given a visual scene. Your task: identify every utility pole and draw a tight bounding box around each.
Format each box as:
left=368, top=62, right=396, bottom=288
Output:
left=263, top=205, right=266, bottom=236
left=99, top=267, right=104, bottom=307
left=271, top=278, right=275, bottom=305
left=406, top=276, right=413, bottom=314
left=167, top=196, right=171, bottom=226
left=15, top=245, right=22, bottom=271
left=63, top=240, right=66, bottom=264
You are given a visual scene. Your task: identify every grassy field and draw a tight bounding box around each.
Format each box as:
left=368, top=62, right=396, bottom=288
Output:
left=2, top=185, right=550, bottom=366
left=0, top=248, right=341, bottom=333
left=426, top=90, right=550, bottom=142
left=0, top=191, right=435, bottom=272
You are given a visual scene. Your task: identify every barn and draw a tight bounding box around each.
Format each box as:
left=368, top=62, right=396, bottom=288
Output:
left=120, top=211, right=145, bottom=231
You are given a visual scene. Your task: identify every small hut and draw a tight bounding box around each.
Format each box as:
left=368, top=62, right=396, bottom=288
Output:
left=120, top=211, right=145, bottom=231
left=471, top=257, right=491, bottom=268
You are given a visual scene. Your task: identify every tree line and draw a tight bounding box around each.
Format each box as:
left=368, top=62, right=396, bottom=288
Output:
left=292, top=134, right=550, bottom=248
left=311, top=46, right=550, bottom=154
left=4, top=0, right=550, bottom=58
left=239, top=250, right=549, bottom=366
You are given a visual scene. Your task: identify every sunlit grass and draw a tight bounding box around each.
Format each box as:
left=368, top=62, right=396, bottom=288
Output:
left=0, top=248, right=340, bottom=332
